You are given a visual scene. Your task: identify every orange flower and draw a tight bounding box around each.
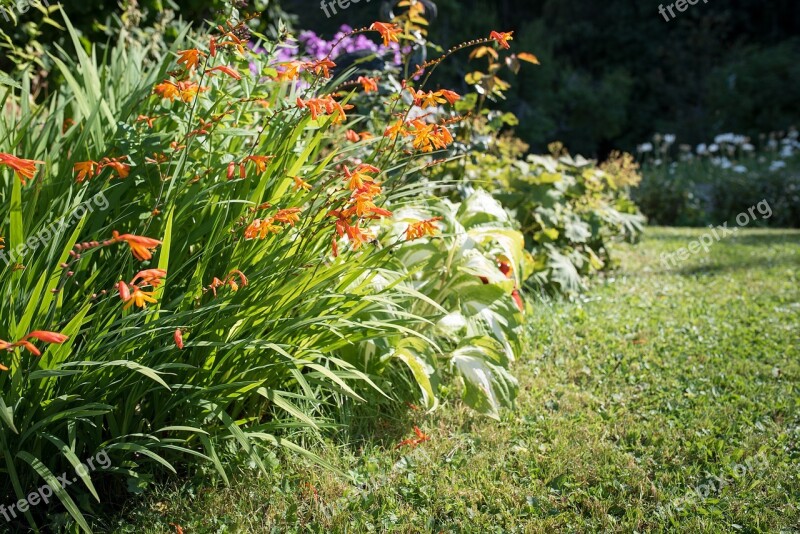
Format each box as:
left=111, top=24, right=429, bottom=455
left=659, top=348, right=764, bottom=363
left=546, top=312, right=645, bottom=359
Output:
left=439, top=89, right=460, bottom=105
left=112, top=231, right=162, bottom=261
left=416, top=90, right=447, bottom=109
left=205, top=270, right=249, bottom=296
left=154, top=81, right=208, bottom=103
left=0, top=330, right=69, bottom=359
left=489, top=30, right=514, bottom=50
left=396, top=426, right=430, bottom=449
left=118, top=280, right=131, bottom=302
left=131, top=268, right=167, bottom=288
left=344, top=192, right=392, bottom=219
left=412, top=122, right=453, bottom=152
left=227, top=161, right=242, bottom=181
left=328, top=210, right=350, bottom=238
left=293, top=176, right=312, bottom=191
left=354, top=180, right=383, bottom=199
left=0, top=152, right=44, bottom=186
left=217, top=28, right=247, bottom=55
left=24, top=331, right=69, bottom=344
left=274, top=207, right=302, bottom=226
left=405, top=217, right=443, bottom=240
left=346, top=224, right=375, bottom=250
left=174, top=329, right=184, bottom=350
left=136, top=115, right=157, bottom=128
left=244, top=218, right=282, bottom=239
left=370, top=22, right=402, bottom=46
left=297, top=95, right=354, bottom=123
left=227, top=270, right=248, bottom=291
left=177, top=49, right=206, bottom=71
left=243, top=155, right=274, bottom=173
left=99, top=156, right=131, bottom=179
left=346, top=129, right=360, bottom=143
left=276, top=61, right=305, bottom=81
left=74, top=160, right=99, bottom=183
left=306, top=58, right=336, bottom=78
left=124, top=286, right=158, bottom=310
left=384, top=119, right=408, bottom=140
left=342, top=165, right=375, bottom=191
left=154, top=81, right=180, bottom=101
left=357, top=76, right=379, bottom=93
left=205, top=65, right=242, bottom=80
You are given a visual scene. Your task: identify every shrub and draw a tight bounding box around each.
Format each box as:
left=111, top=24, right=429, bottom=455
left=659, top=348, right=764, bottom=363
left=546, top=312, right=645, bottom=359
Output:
left=634, top=131, right=800, bottom=227
left=0, top=5, right=544, bottom=530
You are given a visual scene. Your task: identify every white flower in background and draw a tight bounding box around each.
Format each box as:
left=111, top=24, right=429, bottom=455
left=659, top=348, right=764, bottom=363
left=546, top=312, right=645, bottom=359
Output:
left=715, top=133, right=735, bottom=144
left=637, top=143, right=654, bottom=153
left=741, top=143, right=755, bottom=152
left=664, top=134, right=677, bottom=145
left=769, top=160, right=787, bottom=171
left=653, top=158, right=662, bottom=167
left=788, top=128, right=799, bottom=140
left=780, top=145, right=794, bottom=158
left=767, top=139, right=779, bottom=149
left=711, top=157, right=732, bottom=169
left=696, top=143, right=708, bottom=155
left=732, top=165, right=748, bottom=174
left=709, top=144, right=720, bottom=153
left=733, top=135, right=748, bottom=145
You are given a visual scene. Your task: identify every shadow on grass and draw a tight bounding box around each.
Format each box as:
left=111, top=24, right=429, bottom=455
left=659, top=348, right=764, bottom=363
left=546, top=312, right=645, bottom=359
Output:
left=644, top=227, right=800, bottom=246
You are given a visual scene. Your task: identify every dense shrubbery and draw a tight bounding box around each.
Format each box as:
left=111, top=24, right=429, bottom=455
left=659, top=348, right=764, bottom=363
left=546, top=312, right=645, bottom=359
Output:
left=634, top=131, right=800, bottom=227
left=0, top=3, right=642, bottom=531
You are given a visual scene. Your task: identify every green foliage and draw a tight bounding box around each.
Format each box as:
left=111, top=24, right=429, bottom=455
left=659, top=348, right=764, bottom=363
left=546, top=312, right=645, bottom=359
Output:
left=0, top=3, right=645, bottom=530
left=110, top=228, right=800, bottom=533
left=0, top=7, right=559, bottom=530
left=432, top=133, right=644, bottom=296
left=634, top=131, right=800, bottom=227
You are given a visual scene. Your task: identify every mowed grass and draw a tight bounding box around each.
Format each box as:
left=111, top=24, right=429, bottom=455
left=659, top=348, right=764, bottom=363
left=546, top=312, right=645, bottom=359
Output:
left=111, top=227, right=800, bottom=533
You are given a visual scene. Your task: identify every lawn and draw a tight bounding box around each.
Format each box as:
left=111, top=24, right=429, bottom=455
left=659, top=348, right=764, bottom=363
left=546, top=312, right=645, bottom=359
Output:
left=110, top=227, right=800, bottom=533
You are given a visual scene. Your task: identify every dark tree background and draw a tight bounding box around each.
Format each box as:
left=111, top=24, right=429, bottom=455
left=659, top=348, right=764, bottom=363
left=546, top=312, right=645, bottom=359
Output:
left=287, top=0, right=800, bottom=156
left=2, top=0, right=798, bottom=156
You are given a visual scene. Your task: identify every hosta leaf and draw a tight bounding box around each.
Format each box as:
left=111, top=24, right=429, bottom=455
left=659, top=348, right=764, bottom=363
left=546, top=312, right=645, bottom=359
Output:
left=450, top=337, right=518, bottom=419
left=457, top=250, right=513, bottom=291
left=457, top=190, right=510, bottom=227
left=393, top=338, right=439, bottom=411
left=546, top=247, right=584, bottom=295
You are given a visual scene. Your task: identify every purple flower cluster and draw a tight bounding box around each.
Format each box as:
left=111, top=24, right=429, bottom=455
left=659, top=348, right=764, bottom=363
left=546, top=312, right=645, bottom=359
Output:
left=248, top=25, right=413, bottom=81
left=299, top=25, right=396, bottom=60
left=258, top=25, right=405, bottom=65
